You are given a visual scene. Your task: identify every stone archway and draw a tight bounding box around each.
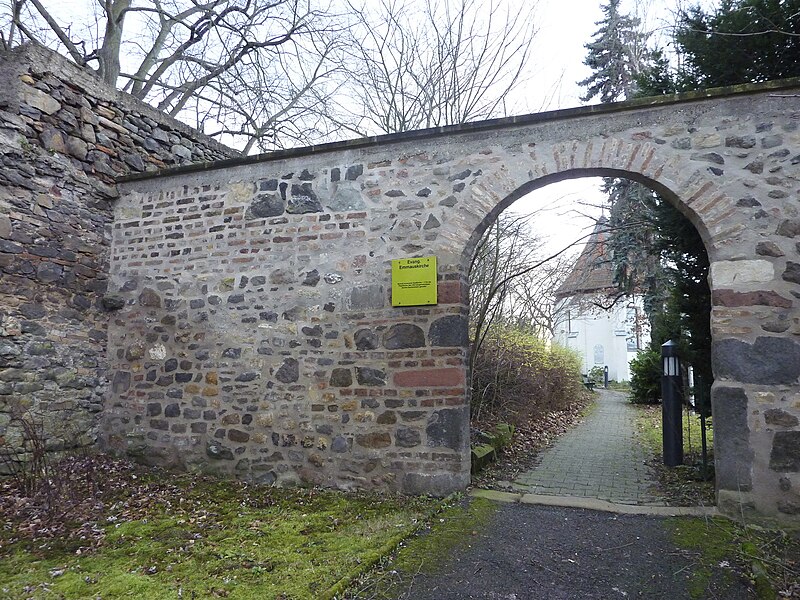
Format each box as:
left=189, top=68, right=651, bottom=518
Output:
left=106, top=81, right=800, bottom=522
left=462, top=169, right=713, bottom=494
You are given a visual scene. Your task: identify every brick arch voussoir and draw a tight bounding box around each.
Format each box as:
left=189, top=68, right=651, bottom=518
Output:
left=456, top=135, right=737, bottom=271
left=553, top=136, right=732, bottom=256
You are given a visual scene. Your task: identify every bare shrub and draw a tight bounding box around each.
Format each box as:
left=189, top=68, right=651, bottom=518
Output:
left=470, top=325, right=585, bottom=426
left=0, top=409, right=102, bottom=543
left=0, top=412, right=49, bottom=497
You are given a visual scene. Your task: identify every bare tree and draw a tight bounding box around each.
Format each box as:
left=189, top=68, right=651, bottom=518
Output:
left=468, top=211, right=650, bottom=365
left=469, top=213, right=542, bottom=361
left=343, top=0, right=538, bottom=135
left=505, top=252, right=575, bottom=339
left=466, top=211, right=578, bottom=377
left=3, top=0, right=350, bottom=151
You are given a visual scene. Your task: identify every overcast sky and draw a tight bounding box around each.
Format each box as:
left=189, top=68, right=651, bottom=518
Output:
left=43, top=0, right=683, bottom=254
left=506, top=0, right=681, bottom=255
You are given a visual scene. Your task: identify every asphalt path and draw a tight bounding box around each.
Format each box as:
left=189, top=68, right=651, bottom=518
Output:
left=397, top=502, right=752, bottom=599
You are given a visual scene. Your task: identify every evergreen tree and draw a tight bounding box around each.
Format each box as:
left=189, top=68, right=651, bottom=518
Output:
left=604, top=179, right=668, bottom=317
left=578, top=0, right=713, bottom=407
left=577, top=0, right=673, bottom=328
left=625, top=0, right=800, bottom=406
left=578, top=0, right=651, bottom=103
left=639, top=0, right=800, bottom=94
left=586, top=0, right=800, bottom=407
left=677, top=0, right=800, bottom=88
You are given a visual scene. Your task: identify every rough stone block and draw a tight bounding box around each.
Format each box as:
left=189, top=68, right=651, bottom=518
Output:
left=329, top=368, right=353, bottom=387
left=394, top=368, right=464, bottom=388
left=102, top=294, right=126, bottom=310
left=710, top=260, right=773, bottom=286
left=327, top=186, right=365, bottom=211
left=712, top=386, right=753, bottom=491
left=355, top=432, right=391, bottom=449
left=138, top=288, right=161, bottom=307
left=437, top=280, right=464, bottom=304
left=112, top=371, right=131, bottom=393
left=206, top=441, right=234, bottom=460
left=401, top=472, right=469, bottom=496
left=764, top=409, right=799, bottom=428
left=354, top=329, right=379, bottom=350
left=770, top=432, right=800, bottom=472
left=287, top=183, right=322, bottom=213
left=229, top=429, right=250, bottom=443
left=275, top=358, right=299, bottom=383
left=756, top=242, right=784, bottom=258
left=349, top=285, right=384, bottom=310
left=429, top=315, right=468, bottom=347
left=331, top=436, right=349, bottom=453
left=396, top=427, right=421, bottom=447
left=782, top=262, right=800, bottom=285
left=246, top=194, right=284, bottom=218
left=712, top=337, right=800, bottom=384
left=712, top=290, right=791, bottom=308
left=471, top=443, right=497, bottom=474
left=383, top=323, right=425, bottom=349
left=22, top=86, right=61, bottom=114
left=356, top=367, right=386, bottom=386
left=0, top=215, right=11, bottom=238
left=426, top=407, right=468, bottom=451
left=777, top=219, right=800, bottom=238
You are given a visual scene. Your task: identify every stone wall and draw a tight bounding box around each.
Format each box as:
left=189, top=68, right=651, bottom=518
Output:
left=106, top=168, right=470, bottom=493
left=0, top=44, right=238, bottom=465
left=107, top=80, right=800, bottom=523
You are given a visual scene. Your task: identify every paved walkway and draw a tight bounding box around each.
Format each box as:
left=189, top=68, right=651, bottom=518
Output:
left=511, top=389, right=660, bottom=505
left=396, top=502, right=743, bottom=600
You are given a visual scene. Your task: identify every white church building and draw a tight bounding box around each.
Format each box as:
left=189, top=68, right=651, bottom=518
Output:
left=552, top=220, right=648, bottom=383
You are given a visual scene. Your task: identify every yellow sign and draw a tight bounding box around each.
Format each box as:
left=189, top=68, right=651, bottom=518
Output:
left=391, top=256, right=438, bottom=306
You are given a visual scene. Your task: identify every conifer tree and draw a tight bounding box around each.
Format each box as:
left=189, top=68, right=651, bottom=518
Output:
left=638, top=0, right=800, bottom=94
left=578, top=1, right=712, bottom=406
left=577, top=0, right=668, bottom=320
left=578, top=0, right=650, bottom=103
left=627, top=0, right=800, bottom=407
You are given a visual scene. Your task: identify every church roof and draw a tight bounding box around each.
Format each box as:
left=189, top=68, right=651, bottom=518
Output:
left=555, top=218, right=617, bottom=299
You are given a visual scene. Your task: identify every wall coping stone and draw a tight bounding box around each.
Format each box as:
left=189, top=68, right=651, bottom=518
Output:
left=119, top=75, right=800, bottom=183
left=1, top=43, right=239, bottom=160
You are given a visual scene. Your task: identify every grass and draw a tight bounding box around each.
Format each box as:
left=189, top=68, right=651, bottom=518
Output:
left=579, top=396, right=598, bottom=418
left=0, top=461, right=441, bottom=600
left=635, top=403, right=714, bottom=459
left=606, top=381, right=631, bottom=392
left=668, top=517, right=800, bottom=599
left=637, top=408, right=800, bottom=598
left=633, top=403, right=716, bottom=507
left=344, top=496, right=497, bottom=598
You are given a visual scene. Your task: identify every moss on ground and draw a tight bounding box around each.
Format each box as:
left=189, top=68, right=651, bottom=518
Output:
left=393, top=496, right=496, bottom=575
left=0, top=474, right=439, bottom=600
left=671, top=517, right=740, bottom=599
left=345, top=496, right=497, bottom=598
left=669, top=517, right=799, bottom=600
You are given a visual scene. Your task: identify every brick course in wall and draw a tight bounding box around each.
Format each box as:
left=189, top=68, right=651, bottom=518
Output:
left=0, top=44, right=238, bottom=464
left=107, top=80, right=800, bottom=523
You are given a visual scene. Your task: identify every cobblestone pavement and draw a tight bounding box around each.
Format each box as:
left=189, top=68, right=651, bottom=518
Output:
left=512, top=389, right=660, bottom=505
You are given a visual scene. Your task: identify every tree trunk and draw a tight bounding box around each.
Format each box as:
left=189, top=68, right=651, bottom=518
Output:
left=97, top=0, right=131, bottom=85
